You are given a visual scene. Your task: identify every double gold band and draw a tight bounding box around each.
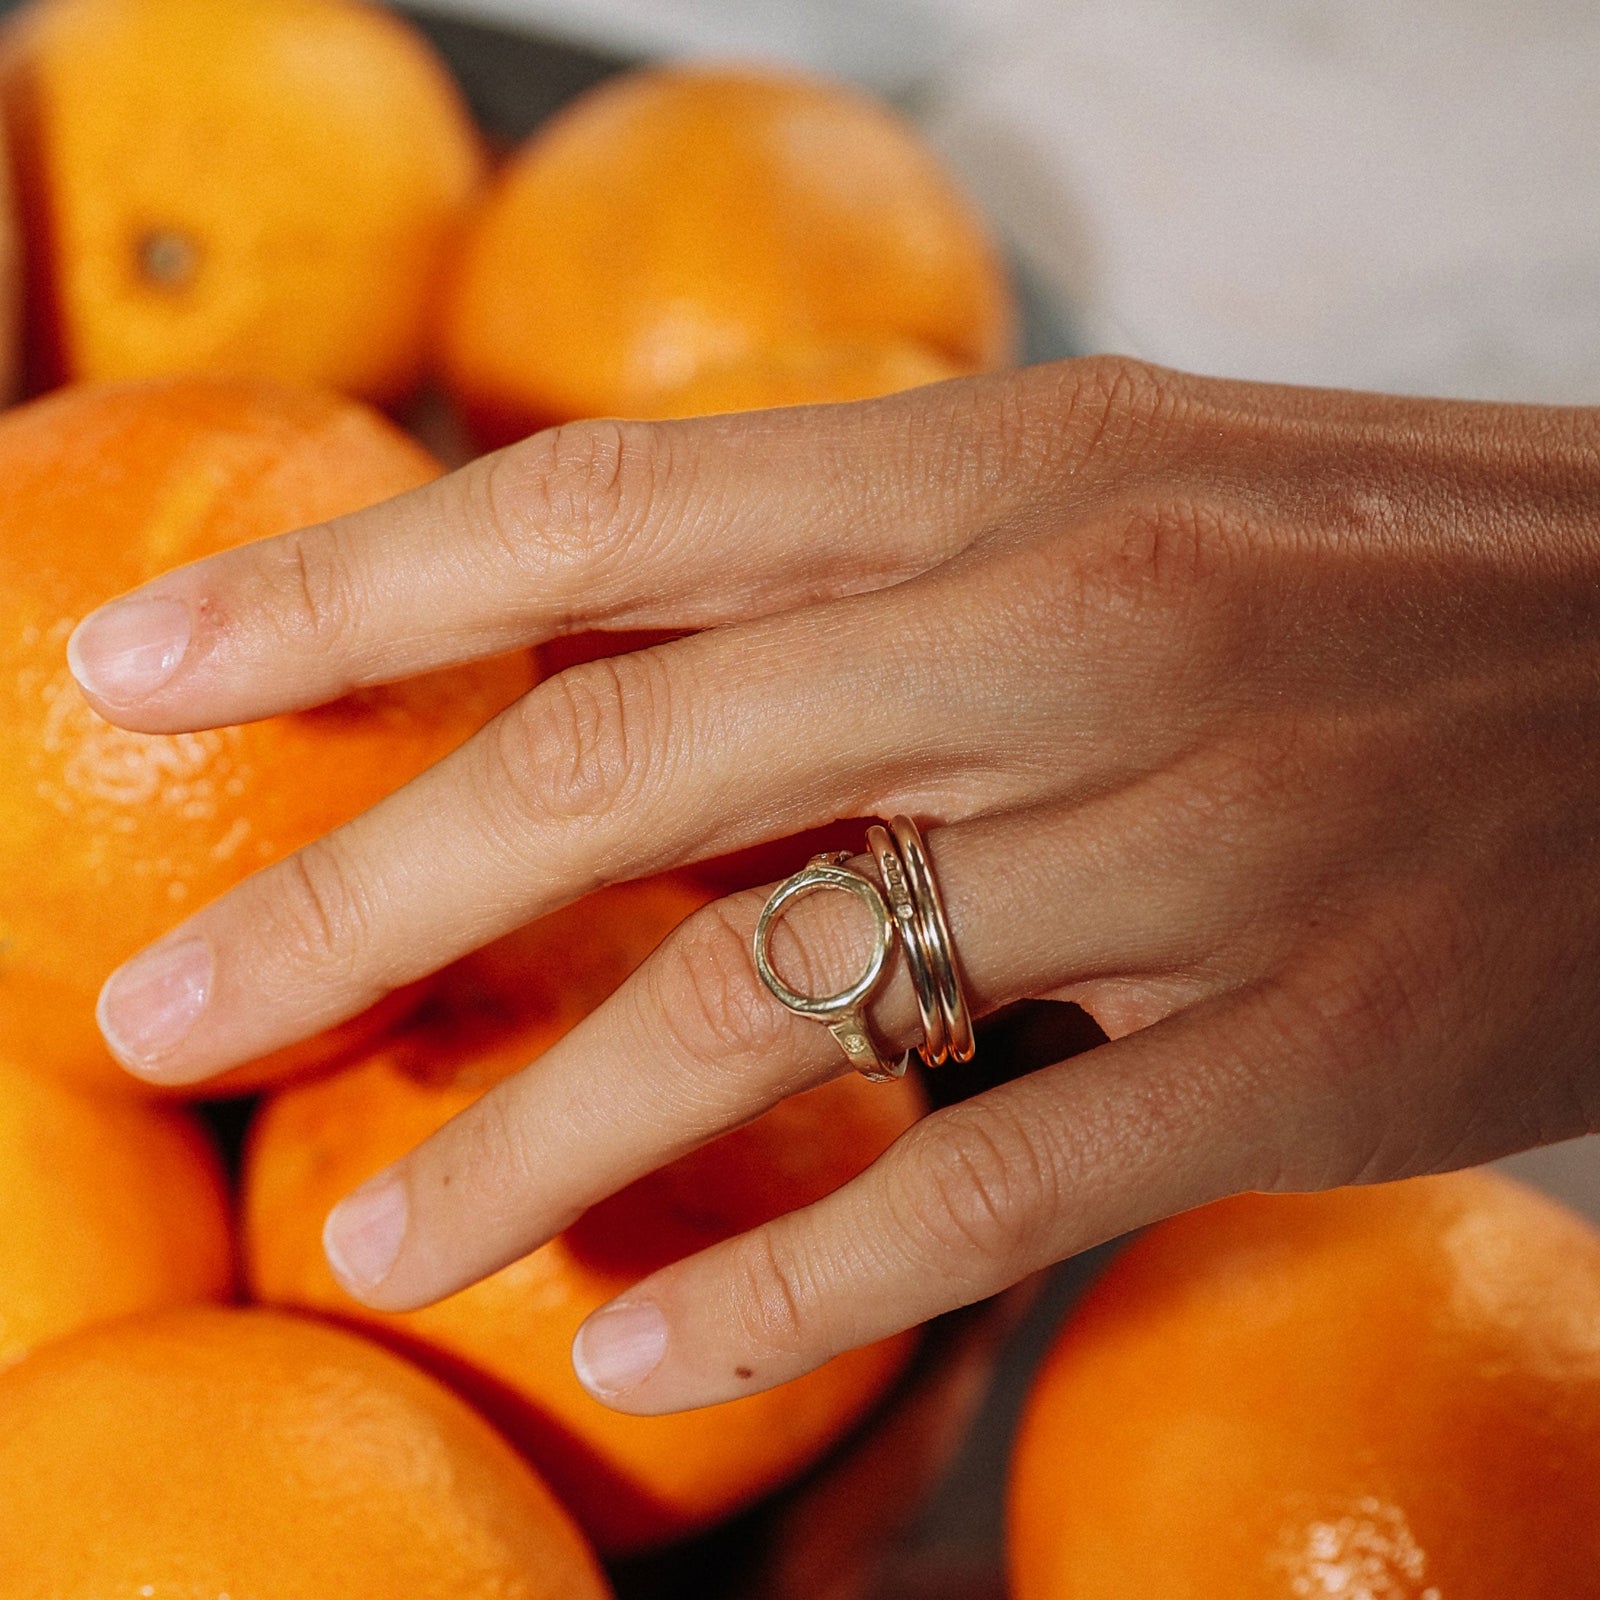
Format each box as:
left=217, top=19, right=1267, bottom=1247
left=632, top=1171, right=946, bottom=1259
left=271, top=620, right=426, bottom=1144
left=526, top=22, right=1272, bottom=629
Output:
left=890, top=816, right=975, bottom=1065
left=752, top=817, right=975, bottom=1082
left=867, top=824, right=945, bottom=1068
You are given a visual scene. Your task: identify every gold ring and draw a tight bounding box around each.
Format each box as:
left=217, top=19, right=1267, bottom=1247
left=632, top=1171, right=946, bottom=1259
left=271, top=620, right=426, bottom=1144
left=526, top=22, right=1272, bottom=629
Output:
left=867, top=822, right=947, bottom=1070
left=890, top=816, right=975, bottom=1063
left=752, top=853, right=906, bottom=1082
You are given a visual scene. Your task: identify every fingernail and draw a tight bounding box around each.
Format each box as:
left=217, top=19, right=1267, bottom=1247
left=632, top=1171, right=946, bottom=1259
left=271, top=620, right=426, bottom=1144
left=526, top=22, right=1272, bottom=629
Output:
left=68, top=594, right=192, bottom=704
left=97, top=937, right=212, bottom=1071
left=572, top=1300, right=668, bottom=1399
left=324, top=1174, right=409, bottom=1293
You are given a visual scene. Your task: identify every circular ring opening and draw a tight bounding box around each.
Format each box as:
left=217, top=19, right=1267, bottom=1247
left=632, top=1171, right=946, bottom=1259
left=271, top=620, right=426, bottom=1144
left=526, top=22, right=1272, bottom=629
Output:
left=754, top=861, right=894, bottom=1019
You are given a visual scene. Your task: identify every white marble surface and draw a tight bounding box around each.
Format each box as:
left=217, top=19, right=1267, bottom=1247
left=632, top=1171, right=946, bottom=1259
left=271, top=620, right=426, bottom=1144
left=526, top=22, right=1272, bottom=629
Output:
left=924, top=0, right=1600, bottom=404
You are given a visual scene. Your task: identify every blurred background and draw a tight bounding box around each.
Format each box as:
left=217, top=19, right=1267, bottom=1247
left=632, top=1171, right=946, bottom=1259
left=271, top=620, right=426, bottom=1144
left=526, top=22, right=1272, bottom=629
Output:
left=419, top=0, right=1600, bottom=406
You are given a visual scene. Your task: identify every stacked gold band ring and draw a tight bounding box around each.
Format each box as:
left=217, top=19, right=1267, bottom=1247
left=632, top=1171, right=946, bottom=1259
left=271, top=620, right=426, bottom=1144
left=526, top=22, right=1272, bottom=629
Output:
left=752, top=816, right=975, bottom=1082
left=889, top=815, right=975, bottom=1065
left=867, top=823, right=945, bottom=1069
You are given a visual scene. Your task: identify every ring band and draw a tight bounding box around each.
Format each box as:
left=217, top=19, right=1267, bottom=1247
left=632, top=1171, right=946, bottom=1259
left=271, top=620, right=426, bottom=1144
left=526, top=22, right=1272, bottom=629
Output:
left=752, top=853, right=906, bottom=1082
left=753, top=819, right=976, bottom=1082
left=891, top=816, right=975, bottom=1063
left=867, top=822, right=947, bottom=1070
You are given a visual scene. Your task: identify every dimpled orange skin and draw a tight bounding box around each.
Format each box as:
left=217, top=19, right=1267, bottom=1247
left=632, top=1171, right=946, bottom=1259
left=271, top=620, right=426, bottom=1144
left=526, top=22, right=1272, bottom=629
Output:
left=438, top=64, right=1015, bottom=444
left=1008, top=1172, right=1600, bottom=1600
left=245, top=884, right=924, bottom=1554
left=0, top=1306, right=613, bottom=1600
left=0, top=1053, right=231, bottom=1373
left=0, top=0, right=483, bottom=404
left=0, top=378, right=536, bottom=1095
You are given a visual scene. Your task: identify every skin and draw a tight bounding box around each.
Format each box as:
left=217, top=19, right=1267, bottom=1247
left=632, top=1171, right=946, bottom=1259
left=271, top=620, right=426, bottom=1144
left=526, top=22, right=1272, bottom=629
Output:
left=67, top=358, right=1600, bottom=1413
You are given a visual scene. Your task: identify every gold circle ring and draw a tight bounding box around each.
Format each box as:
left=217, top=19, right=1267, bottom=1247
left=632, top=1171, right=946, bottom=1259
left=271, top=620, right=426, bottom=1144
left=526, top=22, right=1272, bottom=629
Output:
left=752, top=854, right=905, bottom=1082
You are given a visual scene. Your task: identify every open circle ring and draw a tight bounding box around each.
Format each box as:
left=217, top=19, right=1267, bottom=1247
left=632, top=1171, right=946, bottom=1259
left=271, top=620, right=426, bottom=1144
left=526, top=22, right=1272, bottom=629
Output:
left=752, top=853, right=905, bottom=1081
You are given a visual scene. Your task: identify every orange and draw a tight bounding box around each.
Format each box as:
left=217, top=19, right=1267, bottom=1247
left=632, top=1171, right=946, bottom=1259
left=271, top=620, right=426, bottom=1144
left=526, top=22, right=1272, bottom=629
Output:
left=0, top=1305, right=612, bottom=1599
left=637, top=338, right=965, bottom=419
left=397, top=873, right=716, bottom=1078
left=245, top=880, right=925, bottom=1554
left=439, top=64, right=1015, bottom=443
left=0, top=1052, right=230, bottom=1372
left=0, top=0, right=483, bottom=404
left=0, top=377, right=536, bottom=1094
left=1008, top=1171, right=1600, bottom=1599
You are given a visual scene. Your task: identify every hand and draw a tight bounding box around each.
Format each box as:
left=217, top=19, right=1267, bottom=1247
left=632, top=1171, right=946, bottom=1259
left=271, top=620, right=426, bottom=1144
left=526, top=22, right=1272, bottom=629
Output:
left=69, top=358, right=1600, bottom=1412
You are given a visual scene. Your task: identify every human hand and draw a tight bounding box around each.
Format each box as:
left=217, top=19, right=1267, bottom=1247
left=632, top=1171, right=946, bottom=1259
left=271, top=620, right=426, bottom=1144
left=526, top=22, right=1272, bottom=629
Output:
left=68, top=358, right=1600, bottom=1411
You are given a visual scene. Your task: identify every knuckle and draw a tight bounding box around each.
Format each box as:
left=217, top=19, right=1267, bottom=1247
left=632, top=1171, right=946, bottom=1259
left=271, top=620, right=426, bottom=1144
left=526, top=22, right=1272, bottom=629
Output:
left=727, top=1225, right=816, bottom=1361
left=1149, top=717, right=1318, bottom=844
left=1096, top=495, right=1248, bottom=594
left=491, top=652, right=666, bottom=826
left=1054, top=495, right=1258, bottom=664
left=1052, top=355, right=1181, bottom=475
left=271, top=526, right=363, bottom=655
left=932, top=358, right=1178, bottom=514
left=651, top=900, right=797, bottom=1067
left=1300, top=913, right=1448, bottom=1065
left=892, top=1106, right=1057, bottom=1273
left=267, top=837, right=376, bottom=979
left=489, top=418, right=677, bottom=590
left=1250, top=905, right=1462, bottom=1191
left=446, top=1081, right=538, bottom=1202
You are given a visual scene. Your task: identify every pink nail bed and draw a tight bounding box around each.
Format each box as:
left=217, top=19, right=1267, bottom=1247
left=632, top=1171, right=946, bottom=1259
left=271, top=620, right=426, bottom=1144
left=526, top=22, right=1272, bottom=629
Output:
left=323, top=1175, right=409, bottom=1293
left=572, top=1300, right=669, bottom=1398
left=67, top=594, right=192, bottom=704
left=96, top=936, right=212, bottom=1071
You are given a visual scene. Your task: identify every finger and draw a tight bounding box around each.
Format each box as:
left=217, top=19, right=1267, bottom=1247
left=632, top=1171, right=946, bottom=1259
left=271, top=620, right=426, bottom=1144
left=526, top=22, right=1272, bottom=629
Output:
left=318, top=801, right=1236, bottom=1312
left=565, top=979, right=1355, bottom=1412
left=64, top=359, right=1157, bottom=732
left=92, top=509, right=1217, bottom=1090
left=574, top=854, right=1524, bottom=1416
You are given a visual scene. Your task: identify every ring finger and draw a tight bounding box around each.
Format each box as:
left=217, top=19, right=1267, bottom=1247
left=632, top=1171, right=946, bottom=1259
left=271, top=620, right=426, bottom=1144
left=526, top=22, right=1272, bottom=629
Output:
left=321, top=799, right=1242, bottom=1314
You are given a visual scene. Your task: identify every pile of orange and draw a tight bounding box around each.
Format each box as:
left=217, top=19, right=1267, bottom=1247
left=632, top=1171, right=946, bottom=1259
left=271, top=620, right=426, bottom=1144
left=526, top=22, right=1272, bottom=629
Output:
left=0, top=0, right=1015, bottom=426
left=0, top=1, right=1594, bottom=1595
left=0, top=2, right=1004, bottom=1589
left=243, top=998, right=925, bottom=1553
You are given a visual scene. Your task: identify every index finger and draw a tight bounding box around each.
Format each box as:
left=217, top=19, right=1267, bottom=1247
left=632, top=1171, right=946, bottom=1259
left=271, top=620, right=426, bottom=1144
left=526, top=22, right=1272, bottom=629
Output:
left=64, top=359, right=1169, bottom=734
left=63, top=380, right=952, bottom=729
